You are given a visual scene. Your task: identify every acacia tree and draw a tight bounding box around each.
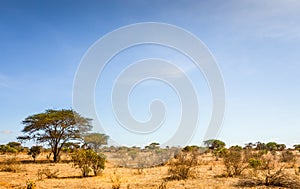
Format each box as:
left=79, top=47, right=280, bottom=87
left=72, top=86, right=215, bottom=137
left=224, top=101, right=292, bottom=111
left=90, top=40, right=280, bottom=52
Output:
left=17, top=109, right=92, bottom=162
left=203, top=139, right=226, bottom=150
left=83, top=133, right=109, bottom=152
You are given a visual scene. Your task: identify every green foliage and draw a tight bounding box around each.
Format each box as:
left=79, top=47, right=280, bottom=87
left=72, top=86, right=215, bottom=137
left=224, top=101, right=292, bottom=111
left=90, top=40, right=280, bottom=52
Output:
left=61, top=142, right=80, bottom=153
left=244, top=142, right=255, bottom=150
left=0, top=141, right=26, bottom=154
left=28, top=146, right=42, bottom=161
left=145, top=142, right=160, bottom=150
left=265, top=142, right=286, bottom=151
left=7, top=141, right=25, bottom=152
left=248, top=158, right=262, bottom=169
left=183, top=145, right=200, bottom=152
left=72, top=149, right=106, bottom=177
left=266, top=142, right=278, bottom=151
left=276, top=144, right=286, bottom=151
left=212, top=147, right=227, bottom=161
left=0, top=144, right=18, bottom=154
left=293, top=144, right=300, bottom=151
left=83, top=133, right=109, bottom=152
left=18, top=109, right=92, bottom=162
left=229, top=145, right=243, bottom=151
left=203, top=139, right=225, bottom=150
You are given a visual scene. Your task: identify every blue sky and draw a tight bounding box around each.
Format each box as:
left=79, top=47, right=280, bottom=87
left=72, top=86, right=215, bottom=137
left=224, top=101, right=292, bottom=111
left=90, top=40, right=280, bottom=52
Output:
left=1, top=0, right=300, bottom=147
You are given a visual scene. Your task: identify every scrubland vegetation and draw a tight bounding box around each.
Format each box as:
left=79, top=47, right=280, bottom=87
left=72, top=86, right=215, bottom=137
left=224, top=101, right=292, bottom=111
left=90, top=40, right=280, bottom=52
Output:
left=1, top=140, right=300, bottom=189
left=0, top=109, right=300, bottom=188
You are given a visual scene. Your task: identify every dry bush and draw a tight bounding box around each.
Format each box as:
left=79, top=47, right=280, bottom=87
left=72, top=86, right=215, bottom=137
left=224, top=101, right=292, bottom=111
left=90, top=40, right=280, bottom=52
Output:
left=0, top=156, right=20, bottom=172
left=167, top=151, right=200, bottom=180
left=280, top=150, right=296, bottom=168
left=260, top=152, right=277, bottom=170
left=26, top=179, right=36, bottom=189
left=37, top=167, right=59, bottom=180
left=223, top=149, right=246, bottom=177
left=243, top=149, right=264, bottom=163
left=111, top=171, right=122, bottom=189
left=238, top=167, right=300, bottom=188
left=157, top=181, right=167, bottom=189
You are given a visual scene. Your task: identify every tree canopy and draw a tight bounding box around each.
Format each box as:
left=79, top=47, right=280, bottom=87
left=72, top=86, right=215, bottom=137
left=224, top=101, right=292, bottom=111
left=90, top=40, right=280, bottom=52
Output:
left=17, top=109, right=92, bottom=162
left=83, top=132, right=109, bottom=152
left=203, top=139, right=226, bottom=150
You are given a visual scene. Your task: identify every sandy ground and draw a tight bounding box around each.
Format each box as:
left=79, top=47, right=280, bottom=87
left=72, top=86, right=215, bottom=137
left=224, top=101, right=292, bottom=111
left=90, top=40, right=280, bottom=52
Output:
left=0, top=152, right=298, bottom=189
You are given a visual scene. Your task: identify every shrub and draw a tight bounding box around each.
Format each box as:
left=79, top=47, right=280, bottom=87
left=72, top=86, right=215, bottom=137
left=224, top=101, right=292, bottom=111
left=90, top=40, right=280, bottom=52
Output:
left=0, top=157, right=20, bottom=172
left=223, top=149, right=246, bottom=177
left=167, top=151, right=199, bottom=180
left=248, top=158, right=262, bottom=169
left=28, top=146, right=42, bottom=162
left=260, top=153, right=276, bottom=170
left=0, top=145, right=18, bottom=154
left=26, top=180, right=36, bottom=189
left=111, top=171, right=121, bottom=189
left=237, top=168, right=300, bottom=188
left=72, top=149, right=106, bottom=177
left=37, top=167, right=59, bottom=180
left=280, top=150, right=296, bottom=167
left=213, top=147, right=227, bottom=161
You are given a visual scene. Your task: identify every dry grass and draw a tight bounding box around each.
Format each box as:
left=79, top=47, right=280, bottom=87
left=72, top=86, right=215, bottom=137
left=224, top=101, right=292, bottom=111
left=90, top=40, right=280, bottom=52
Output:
left=0, top=152, right=298, bottom=189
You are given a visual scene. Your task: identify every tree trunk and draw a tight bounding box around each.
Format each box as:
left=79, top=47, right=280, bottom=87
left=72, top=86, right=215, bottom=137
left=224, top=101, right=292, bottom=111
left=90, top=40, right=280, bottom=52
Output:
left=53, top=154, right=58, bottom=162
left=53, top=151, right=59, bottom=162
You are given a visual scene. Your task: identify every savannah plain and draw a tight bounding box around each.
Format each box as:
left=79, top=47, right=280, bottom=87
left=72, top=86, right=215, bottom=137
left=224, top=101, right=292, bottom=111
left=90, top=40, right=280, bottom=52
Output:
left=0, top=143, right=300, bottom=189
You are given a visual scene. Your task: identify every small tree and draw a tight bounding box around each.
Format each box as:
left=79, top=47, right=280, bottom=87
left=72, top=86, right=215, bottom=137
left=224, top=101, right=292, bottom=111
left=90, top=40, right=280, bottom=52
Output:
left=145, top=142, right=160, bottom=150
left=7, top=142, right=23, bottom=152
left=83, top=133, right=108, bottom=152
left=72, top=149, right=106, bottom=177
left=255, top=142, right=267, bottom=150
left=244, top=142, right=255, bottom=150
left=293, top=144, right=300, bottom=152
left=203, top=139, right=225, bottom=150
left=266, top=142, right=279, bottom=151
left=28, top=146, right=42, bottom=162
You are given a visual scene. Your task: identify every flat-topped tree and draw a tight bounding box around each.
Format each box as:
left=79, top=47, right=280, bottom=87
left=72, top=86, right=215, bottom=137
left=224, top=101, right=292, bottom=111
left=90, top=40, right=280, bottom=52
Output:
left=204, top=139, right=226, bottom=150
left=17, top=109, right=92, bottom=162
left=83, top=133, right=109, bottom=152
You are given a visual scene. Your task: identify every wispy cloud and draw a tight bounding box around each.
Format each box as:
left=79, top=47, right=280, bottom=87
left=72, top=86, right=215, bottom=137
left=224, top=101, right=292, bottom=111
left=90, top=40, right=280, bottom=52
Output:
left=229, top=0, right=300, bottom=40
left=0, top=130, right=13, bottom=134
left=115, top=59, right=198, bottom=87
